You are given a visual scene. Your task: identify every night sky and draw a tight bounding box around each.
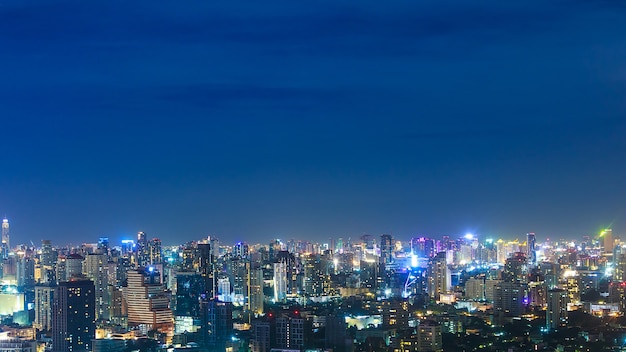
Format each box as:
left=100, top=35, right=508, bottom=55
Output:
left=1, top=0, right=626, bottom=245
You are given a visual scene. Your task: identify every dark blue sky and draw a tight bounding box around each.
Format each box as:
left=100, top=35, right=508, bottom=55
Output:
left=1, top=0, right=626, bottom=245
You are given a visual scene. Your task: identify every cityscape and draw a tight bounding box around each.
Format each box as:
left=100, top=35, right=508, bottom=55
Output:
left=3, top=0, right=626, bottom=352
left=0, top=218, right=623, bottom=351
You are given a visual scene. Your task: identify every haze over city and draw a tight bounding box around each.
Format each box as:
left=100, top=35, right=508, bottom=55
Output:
left=2, top=0, right=626, bottom=245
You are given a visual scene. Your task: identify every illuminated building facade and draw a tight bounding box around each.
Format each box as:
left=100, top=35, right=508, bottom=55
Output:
left=52, top=279, right=95, bottom=352
left=123, top=268, right=173, bottom=334
left=546, top=288, right=568, bottom=330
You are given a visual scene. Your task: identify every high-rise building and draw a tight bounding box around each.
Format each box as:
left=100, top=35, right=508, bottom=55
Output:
left=411, top=237, right=435, bottom=258
left=124, top=268, right=173, bottom=335
left=603, top=228, right=614, bottom=254
left=202, top=299, right=233, bottom=348
left=83, top=253, right=109, bottom=320
left=174, top=272, right=205, bottom=318
left=65, top=254, right=84, bottom=280
left=234, top=242, right=249, bottom=258
left=417, top=320, right=443, bottom=352
left=275, top=313, right=304, bottom=350
left=196, top=242, right=214, bottom=298
left=97, top=237, right=109, bottom=254
left=40, top=240, right=57, bottom=267
left=148, top=238, right=162, bottom=265
left=227, top=256, right=248, bottom=305
left=526, top=233, right=536, bottom=264
left=494, top=282, right=526, bottom=318
left=427, top=252, right=449, bottom=301
left=249, top=268, right=264, bottom=314
left=52, top=278, right=95, bottom=352
left=380, top=234, right=394, bottom=268
left=136, top=232, right=149, bottom=267
left=34, top=284, right=55, bottom=332
left=251, top=319, right=272, bottom=352
left=17, top=254, right=35, bottom=288
left=546, top=288, right=568, bottom=330
left=273, top=261, right=287, bottom=302
left=1, top=218, right=9, bottom=259
left=325, top=314, right=347, bottom=351
left=503, top=252, right=527, bottom=283
left=217, top=277, right=231, bottom=302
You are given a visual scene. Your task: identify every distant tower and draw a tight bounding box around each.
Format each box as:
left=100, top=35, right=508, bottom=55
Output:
left=273, top=261, right=288, bottom=302
left=136, top=231, right=149, bottom=267
left=83, top=253, right=109, bottom=320
left=427, top=252, right=449, bottom=301
left=380, top=234, right=393, bottom=267
left=1, top=218, right=9, bottom=258
left=526, top=233, right=536, bottom=264
left=603, top=228, right=614, bottom=254
left=546, top=288, right=568, bottom=330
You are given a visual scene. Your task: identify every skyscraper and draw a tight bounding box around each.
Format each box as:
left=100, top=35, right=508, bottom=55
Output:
left=124, top=268, right=174, bottom=335
left=203, top=299, right=233, bottom=348
left=380, top=234, right=394, bottom=267
left=34, top=284, right=55, bottom=332
left=273, top=261, right=287, bottom=302
left=83, top=253, right=109, bottom=320
left=546, top=288, right=568, bottom=330
left=1, top=218, right=9, bottom=259
left=493, top=281, right=525, bottom=318
left=136, top=232, right=149, bottom=267
left=603, top=228, right=614, bottom=254
left=249, top=268, right=264, bottom=315
left=147, top=238, right=162, bottom=265
left=52, top=278, right=95, bottom=352
left=526, top=233, right=536, bottom=264
left=503, top=252, right=527, bottom=283
left=427, top=252, right=449, bottom=302
left=411, top=237, right=435, bottom=258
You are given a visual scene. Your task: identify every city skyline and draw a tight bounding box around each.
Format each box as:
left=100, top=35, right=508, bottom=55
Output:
left=2, top=0, right=626, bottom=244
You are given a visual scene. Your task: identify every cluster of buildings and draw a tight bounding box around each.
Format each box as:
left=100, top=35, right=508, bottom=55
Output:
left=0, top=218, right=626, bottom=351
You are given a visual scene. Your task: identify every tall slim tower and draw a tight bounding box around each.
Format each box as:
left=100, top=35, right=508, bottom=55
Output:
left=526, top=233, right=536, bottom=264
left=603, top=228, right=614, bottom=254
left=427, top=252, right=450, bottom=301
left=1, top=218, right=9, bottom=259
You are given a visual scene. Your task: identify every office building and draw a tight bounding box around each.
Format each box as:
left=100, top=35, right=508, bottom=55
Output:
left=251, top=320, right=271, bottom=352
left=1, top=218, right=8, bottom=259
left=494, top=282, right=526, bottom=318
left=417, top=320, right=443, bottom=352
left=546, top=288, right=568, bottom=330
left=203, top=299, right=233, bottom=348
left=275, top=314, right=304, bottom=350
left=51, top=279, right=95, bottom=352
left=273, top=261, right=287, bottom=302
left=603, top=229, right=614, bottom=254
left=34, top=284, right=55, bottom=332
left=124, top=268, right=173, bottom=335
left=427, top=252, right=449, bottom=301
left=527, top=233, right=536, bottom=264
left=83, top=253, right=109, bottom=320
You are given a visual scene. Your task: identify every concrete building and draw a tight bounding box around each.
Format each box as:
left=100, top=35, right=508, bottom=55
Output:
left=83, top=253, right=109, bottom=320
left=51, top=279, right=95, bottom=352
left=547, top=288, right=568, bottom=330
left=123, top=268, right=173, bottom=335
left=427, top=252, right=449, bottom=301
left=417, top=320, right=442, bottom=352
left=34, top=285, right=55, bottom=332
left=275, top=314, right=304, bottom=350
